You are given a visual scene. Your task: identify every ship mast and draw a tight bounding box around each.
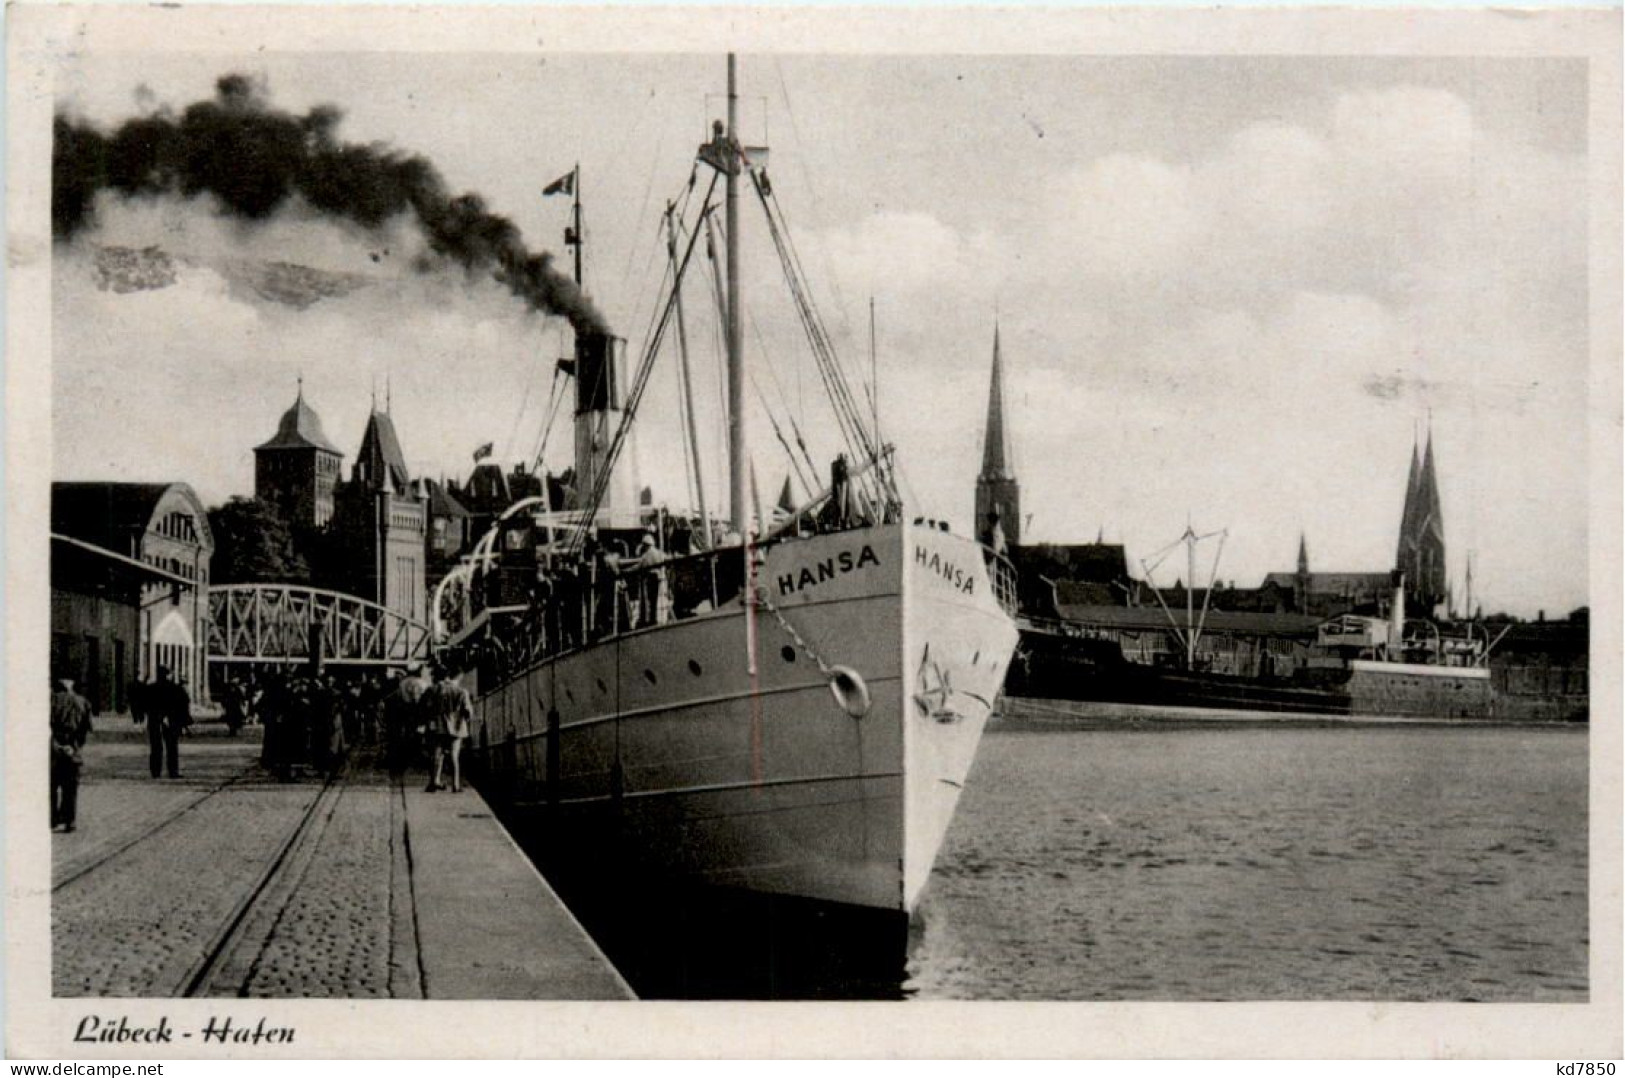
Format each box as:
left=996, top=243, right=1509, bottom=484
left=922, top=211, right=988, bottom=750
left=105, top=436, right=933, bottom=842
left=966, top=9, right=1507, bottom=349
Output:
left=726, top=53, right=747, bottom=536
left=1140, top=522, right=1228, bottom=669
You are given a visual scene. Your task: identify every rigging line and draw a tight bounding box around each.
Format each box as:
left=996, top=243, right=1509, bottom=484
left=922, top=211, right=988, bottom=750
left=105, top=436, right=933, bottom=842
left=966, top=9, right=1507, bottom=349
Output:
left=616, top=119, right=667, bottom=294
left=1144, top=532, right=1196, bottom=568
left=750, top=377, right=816, bottom=497
left=626, top=215, right=679, bottom=371
left=752, top=192, right=850, bottom=453
left=530, top=323, right=570, bottom=463
left=758, top=184, right=879, bottom=486
left=710, top=208, right=827, bottom=506
left=621, top=174, right=699, bottom=373
left=1191, top=531, right=1228, bottom=653
left=702, top=210, right=733, bottom=442
left=759, top=181, right=871, bottom=452
left=743, top=302, right=819, bottom=485
left=627, top=174, right=715, bottom=388
left=782, top=412, right=821, bottom=497
left=738, top=218, right=856, bottom=503
left=664, top=201, right=708, bottom=529
left=531, top=367, right=569, bottom=474
left=573, top=194, right=717, bottom=547
left=703, top=216, right=733, bottom=504
left=753, top=184, right=879, bottom=503
left=527, top=367, right=554, bottom=468
left=502, top=348, right=540, bottom=463
left=772, top=56, right=855, bottom=344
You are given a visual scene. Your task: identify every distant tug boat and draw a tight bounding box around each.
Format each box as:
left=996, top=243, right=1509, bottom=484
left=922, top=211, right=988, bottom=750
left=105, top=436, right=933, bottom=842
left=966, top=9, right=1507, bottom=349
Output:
left=436, top=56, right=1019, bottom=923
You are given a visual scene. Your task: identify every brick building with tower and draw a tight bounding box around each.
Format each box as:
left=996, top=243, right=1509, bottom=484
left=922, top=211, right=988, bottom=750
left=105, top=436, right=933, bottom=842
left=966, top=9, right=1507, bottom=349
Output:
left=254, top=382, right=344, bottom=530
left=250, top=389, right=430, bottom=625
left=331, top=409, right=429, bottom=624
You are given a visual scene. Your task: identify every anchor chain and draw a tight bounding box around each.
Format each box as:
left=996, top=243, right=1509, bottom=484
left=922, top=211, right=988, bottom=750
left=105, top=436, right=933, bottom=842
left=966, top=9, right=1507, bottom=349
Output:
left=752, top=582, right=872, bottom=719
left=752, top=584, right=835, bottom=676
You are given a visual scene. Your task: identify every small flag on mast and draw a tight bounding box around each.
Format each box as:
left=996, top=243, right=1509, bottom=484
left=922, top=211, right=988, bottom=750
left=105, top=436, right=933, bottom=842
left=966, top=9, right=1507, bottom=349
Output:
left=542, top=169, right=576, bottom=197
left=473, top=442, right=495, bottom=462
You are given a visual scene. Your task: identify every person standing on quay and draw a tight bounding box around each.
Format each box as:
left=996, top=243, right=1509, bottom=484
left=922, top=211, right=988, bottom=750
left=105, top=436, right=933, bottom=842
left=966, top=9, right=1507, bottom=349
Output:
left=50, top=677, right=93, bottom=832
left=384, top=663, right=430, bottom=775
left=424, top=664, right=473, bottom=793
left=142, top=665, right=189, bottom=779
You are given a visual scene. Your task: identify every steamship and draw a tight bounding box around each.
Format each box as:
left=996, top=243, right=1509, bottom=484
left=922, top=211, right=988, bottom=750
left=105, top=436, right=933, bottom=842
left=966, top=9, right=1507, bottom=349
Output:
left=435, top=56, right=1019, bottom=922
left=1010, top=538, right=1492, bottom=720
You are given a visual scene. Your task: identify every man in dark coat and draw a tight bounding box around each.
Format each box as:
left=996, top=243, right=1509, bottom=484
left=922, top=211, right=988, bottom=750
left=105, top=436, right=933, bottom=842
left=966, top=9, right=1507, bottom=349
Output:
left=141, top=665, right=190, bottom=779
left=128, top=677, right=149, bottom=728
left=382, top=664, right=430, bottom=775
left=51, top=677, right=93, bottom=832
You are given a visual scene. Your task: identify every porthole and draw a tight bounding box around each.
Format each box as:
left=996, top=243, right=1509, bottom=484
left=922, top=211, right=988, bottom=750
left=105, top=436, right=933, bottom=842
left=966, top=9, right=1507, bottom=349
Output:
left=781, top=645, right=797, bottom=663
left=972, top=650, right=981, bottom=665
left=595, top=677, right=608, bottom=694
left=644, top=669, right=658, bottom=685
left=565, top=688, right=575, bottom=704
left=688, top=659, right=703, bottom=677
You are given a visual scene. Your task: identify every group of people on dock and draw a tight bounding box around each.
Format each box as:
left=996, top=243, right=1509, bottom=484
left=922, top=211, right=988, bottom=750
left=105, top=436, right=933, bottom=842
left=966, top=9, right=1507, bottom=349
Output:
left=246, top=670, right=379, bottom=782
left=49, top=659, right=473, bottom=836
left=222, top=662, right=472, bottom=793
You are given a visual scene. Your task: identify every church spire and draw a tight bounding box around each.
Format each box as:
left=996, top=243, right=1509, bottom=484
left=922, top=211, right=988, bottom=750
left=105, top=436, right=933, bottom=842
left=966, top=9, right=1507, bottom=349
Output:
left=980, top=323, right=1015, bottom=479
left=974, top=320, right=1021, bottom=548
left=1394, top=420, right=1448, bottom=615
left=1297, top=532, right=1309, bottom=576
left=1396, top=435, right=1422, bottom=569
left=1420, top=428, right=1443, bottom=540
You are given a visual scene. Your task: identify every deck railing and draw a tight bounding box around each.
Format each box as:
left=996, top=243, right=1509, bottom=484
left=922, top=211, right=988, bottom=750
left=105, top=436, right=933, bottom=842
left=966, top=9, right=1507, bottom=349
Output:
left=982, top=546, right=1020, bottom=618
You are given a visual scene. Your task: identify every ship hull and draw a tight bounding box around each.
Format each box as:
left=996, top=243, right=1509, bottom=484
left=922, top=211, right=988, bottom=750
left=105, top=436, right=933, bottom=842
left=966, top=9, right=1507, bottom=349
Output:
left=1010, top=623, right=1495, bottom=720
left=466, top=522, right=1017, bottom=914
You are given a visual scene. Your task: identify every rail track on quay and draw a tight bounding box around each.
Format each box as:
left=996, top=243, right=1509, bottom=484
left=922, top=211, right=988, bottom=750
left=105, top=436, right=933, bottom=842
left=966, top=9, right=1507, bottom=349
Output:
left=177, top=775, right=348, bottom=997
left=51, top=769, right=263, bottom=894
left=52, top=730, right=632, bottom=1001
left=51, top=744, right=421, bottom=999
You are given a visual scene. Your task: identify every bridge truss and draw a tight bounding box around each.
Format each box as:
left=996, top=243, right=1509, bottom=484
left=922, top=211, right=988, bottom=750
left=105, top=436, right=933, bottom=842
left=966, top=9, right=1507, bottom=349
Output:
left=207, top=584, right=433, bottom=668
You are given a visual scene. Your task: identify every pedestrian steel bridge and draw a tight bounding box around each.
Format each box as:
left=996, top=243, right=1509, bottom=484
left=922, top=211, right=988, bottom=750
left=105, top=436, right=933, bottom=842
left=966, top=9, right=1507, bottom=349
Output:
left=207, top=584, right=432, bottom=667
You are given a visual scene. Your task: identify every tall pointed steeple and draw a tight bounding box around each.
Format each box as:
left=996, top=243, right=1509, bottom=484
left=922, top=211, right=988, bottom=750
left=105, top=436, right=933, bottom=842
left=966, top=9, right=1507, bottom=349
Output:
left=1394, top=421, right=1447, bottom=616
left=975, top=322, right=1021, bottom=548
left=981, top=324, right=1015, bottom=480
left=1295, top=531, right=1311, bottom=614
left=1419, top=430, right=1443, bottom=543
left=1396, top=436, right=1422, bottom=571
left=1414, top=428, right=1447, bottom=611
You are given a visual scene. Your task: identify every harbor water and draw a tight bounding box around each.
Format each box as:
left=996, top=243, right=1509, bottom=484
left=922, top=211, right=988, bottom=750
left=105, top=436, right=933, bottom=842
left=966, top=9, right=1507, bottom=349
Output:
left=906, top=715, right=1589, bottom=1001
left=518, top=710, right=1587, bottom=1000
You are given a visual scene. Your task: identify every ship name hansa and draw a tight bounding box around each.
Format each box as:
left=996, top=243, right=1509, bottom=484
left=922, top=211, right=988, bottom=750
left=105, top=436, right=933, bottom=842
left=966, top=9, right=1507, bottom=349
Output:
left=775, top=544, right=881, bottom=596
left=915, top=544, right=977, bottom=595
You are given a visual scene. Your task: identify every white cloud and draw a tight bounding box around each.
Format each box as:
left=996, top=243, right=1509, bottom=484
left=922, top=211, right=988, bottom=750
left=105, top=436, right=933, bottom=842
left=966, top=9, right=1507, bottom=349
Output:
left=1047, top=154, right=1198, bottom=282
left=49, top=61, right=1591, bottom=618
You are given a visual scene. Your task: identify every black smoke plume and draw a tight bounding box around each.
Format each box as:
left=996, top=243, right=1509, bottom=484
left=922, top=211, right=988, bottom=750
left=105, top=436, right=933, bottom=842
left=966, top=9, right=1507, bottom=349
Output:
left=54, top=74, right=605, bottom=333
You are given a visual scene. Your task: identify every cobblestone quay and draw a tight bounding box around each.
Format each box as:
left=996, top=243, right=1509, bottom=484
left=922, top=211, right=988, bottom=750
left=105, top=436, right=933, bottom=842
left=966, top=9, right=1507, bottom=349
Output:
left=51, top=718, right=631, bottom=1000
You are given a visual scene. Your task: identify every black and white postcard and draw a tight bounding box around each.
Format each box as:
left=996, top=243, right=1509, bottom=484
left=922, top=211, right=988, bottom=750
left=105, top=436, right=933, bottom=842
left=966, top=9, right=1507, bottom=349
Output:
left=6, top=3, right=1621, bottom=1060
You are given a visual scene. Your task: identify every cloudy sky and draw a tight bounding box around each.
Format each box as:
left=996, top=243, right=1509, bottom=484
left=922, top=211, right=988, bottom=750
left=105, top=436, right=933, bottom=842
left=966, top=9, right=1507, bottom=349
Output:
left=50, top=49, right=1592, bottom=617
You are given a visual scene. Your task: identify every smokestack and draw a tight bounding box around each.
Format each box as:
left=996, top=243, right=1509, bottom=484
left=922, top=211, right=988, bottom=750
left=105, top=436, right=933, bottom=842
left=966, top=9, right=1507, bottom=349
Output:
left=573, top=331, right=621, bottom=416
left=572, top=330, right=635, bottom=515
left=53, top=74, right=605, bottom=334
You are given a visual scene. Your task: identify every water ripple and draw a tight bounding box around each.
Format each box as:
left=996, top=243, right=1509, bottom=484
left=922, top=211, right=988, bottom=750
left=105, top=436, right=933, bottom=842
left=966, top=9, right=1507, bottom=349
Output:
left=907, top=724, right=1588, bottom=1001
